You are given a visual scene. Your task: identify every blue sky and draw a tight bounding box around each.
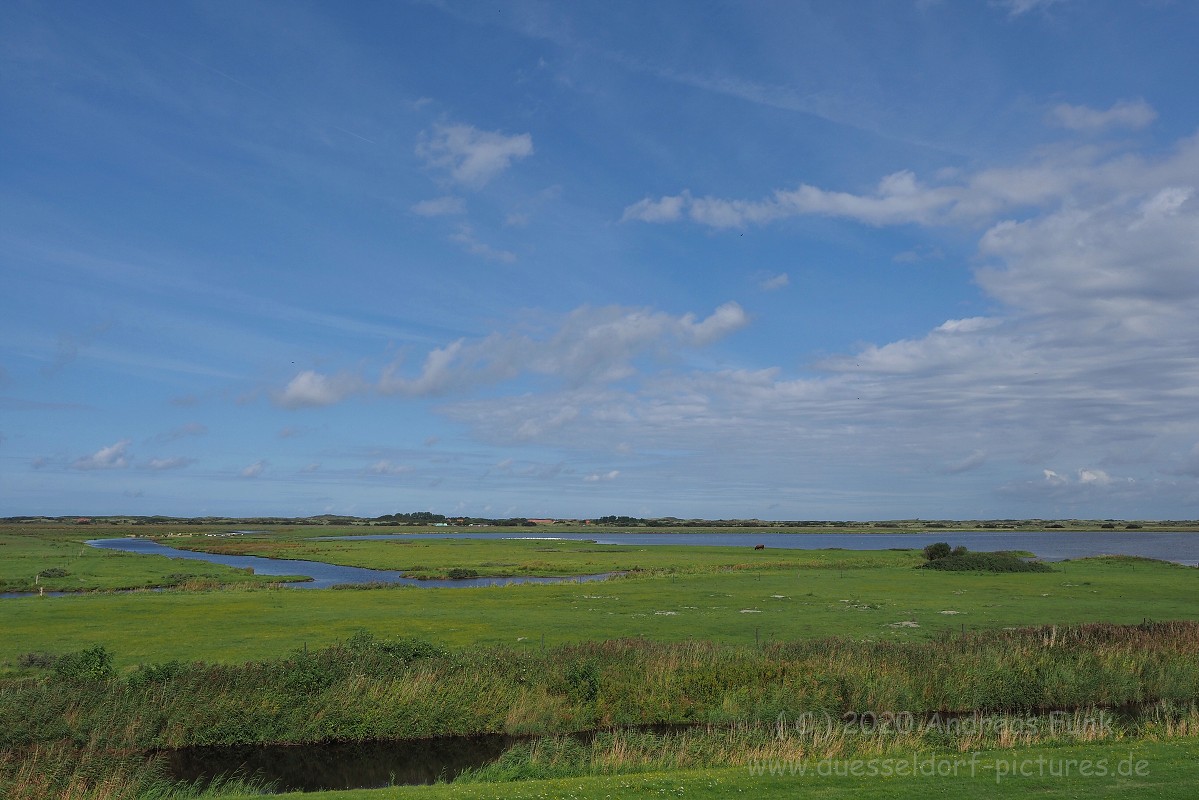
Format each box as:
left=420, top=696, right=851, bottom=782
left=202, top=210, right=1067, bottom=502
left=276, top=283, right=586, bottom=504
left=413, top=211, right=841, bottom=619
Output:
left=4, top=0, right=1199, bottom=520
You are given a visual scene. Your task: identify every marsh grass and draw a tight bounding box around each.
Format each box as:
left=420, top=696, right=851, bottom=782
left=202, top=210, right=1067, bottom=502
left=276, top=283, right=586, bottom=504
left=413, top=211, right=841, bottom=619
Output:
left=0, top=741, right=273, bottom=800
left=0, top=527, right=288, bottom=594
left=4, top=624, right=1199, bottom=796
left=5, top=622, right=1199, bottom=753
left=454, top=701, right=1199, bottom=784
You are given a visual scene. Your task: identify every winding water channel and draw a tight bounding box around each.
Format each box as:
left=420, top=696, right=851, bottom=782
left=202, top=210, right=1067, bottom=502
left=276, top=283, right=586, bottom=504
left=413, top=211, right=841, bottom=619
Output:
left=84, top=537, right=616, bottom=589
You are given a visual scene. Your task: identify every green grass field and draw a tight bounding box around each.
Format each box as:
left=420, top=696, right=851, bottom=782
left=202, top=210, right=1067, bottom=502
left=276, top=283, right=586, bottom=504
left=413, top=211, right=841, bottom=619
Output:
left=2, top=539, right=1196, bottom=666
left=0, top=526, right=305, bottom=593
left=2, top=523, right=1198, bottom=799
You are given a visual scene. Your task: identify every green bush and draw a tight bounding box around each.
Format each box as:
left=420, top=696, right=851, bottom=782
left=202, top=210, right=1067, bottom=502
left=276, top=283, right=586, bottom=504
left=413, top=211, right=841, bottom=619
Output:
left=53, top=645, right=115, bottom=681
left=922, top=542, right=951, bottom=560
left=919, top=552, right=1054, bottom=573
left=447, top=567, right=480, bottom=579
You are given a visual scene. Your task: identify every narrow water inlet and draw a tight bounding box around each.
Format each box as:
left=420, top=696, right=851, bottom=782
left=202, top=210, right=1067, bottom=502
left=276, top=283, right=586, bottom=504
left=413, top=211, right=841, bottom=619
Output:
left=161, top=733, right=522, bottom=792
left=160, top=724, right=699, bottom=792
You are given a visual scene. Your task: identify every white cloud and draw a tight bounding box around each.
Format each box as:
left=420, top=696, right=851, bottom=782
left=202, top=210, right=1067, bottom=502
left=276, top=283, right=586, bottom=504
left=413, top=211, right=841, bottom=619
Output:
left=71, top=439, right=131, bottom=470
left=240, top=460, right=266, bottom=478
left=620, top=132, right=1199, bottom=233
left=621, top=193, right=687, bottom=223
left=759, top=273, right=790, bottom=291
left=624, top=170, right=961, bottom=230
left=379, top=302, right=747, bottom=396
left=416, top=123, right=533, bottom=189
left=1077, top=468, right=1114, bottom=486
left=1049, top=99, right=1157, bottom=132
left=584, top=470, right=620, bottom=482
left=145, top=456, right=196, bottom=470
left=411, top=195, right=466, bottom=217
left=275, top=370, right=363, bottom=409
left=435, top=133, right=1199, bottom=516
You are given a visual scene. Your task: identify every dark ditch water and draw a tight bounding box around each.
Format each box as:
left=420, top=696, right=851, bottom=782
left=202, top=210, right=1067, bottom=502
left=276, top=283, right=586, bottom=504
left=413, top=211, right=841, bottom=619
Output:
left=163, top=705, right=1169, bottom=793
left=162, top=734, right=519, bottom=792
left=163, top=725, right=695, bottom=792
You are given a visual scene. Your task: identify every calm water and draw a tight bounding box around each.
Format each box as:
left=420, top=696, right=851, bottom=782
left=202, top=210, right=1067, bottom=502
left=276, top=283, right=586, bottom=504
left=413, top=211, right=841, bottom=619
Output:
left=318, top=530, right=1199, bottom=565
left=83, top=538, right=614, bottom=589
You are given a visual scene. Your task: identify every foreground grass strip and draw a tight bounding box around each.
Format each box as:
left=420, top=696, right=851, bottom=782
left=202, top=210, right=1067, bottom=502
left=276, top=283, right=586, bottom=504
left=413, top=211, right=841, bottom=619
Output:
left=228, top=739, right=1199, bottom=800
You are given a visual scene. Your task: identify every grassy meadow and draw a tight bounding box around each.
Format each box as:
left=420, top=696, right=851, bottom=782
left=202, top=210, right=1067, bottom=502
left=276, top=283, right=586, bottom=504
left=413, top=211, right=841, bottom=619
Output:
left=2, top=522, right=1198, bottom=798
left=2, top=533, right=1197, bottom=665
left=0, top=525, right=305, bottom=594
